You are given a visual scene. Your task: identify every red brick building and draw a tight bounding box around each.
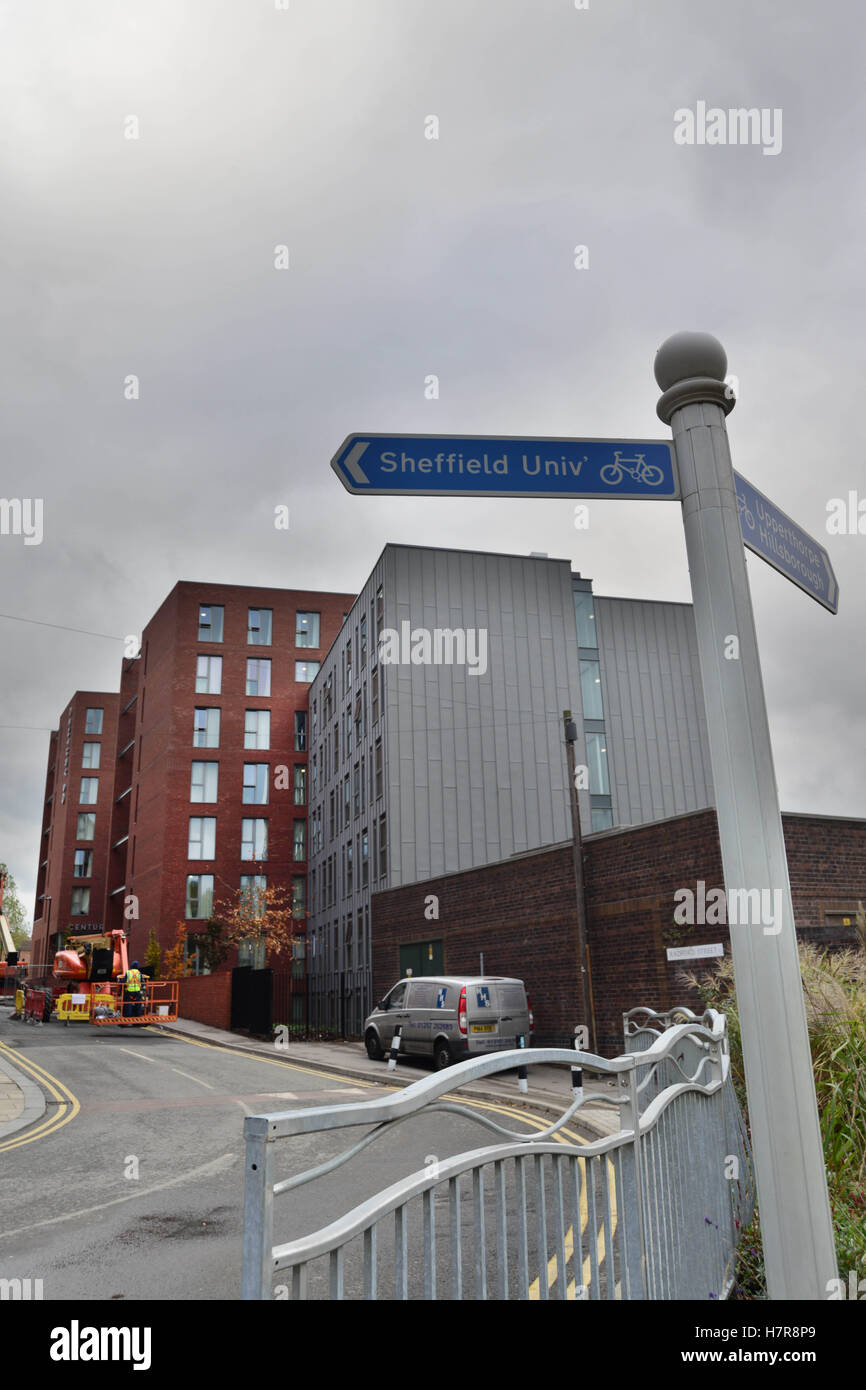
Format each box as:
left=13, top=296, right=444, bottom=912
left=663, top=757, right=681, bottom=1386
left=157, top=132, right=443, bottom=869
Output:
left=32, top=581, right=355, bottom=972
left=32, top=692, right=120, bottom=968
left=371, top=807, right=866, bottom=1054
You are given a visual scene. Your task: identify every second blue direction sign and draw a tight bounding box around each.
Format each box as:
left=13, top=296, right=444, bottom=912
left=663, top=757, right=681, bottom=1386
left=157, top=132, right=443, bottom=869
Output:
left=331, top=433, right=679, bottom=500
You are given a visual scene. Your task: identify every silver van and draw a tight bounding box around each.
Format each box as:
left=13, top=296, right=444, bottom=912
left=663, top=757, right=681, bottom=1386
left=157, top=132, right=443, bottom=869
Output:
left=364, top=976, right=533, bottom=1070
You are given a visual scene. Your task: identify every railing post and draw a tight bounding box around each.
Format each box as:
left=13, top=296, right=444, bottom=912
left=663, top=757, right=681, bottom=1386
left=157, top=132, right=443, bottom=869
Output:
left=615, top=1057, right=648, bottom=1300
left=242, top=1116, right=275, bottom=1300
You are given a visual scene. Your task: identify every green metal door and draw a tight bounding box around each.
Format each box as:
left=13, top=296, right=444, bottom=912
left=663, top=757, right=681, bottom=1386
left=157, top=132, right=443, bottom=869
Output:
left=399, top=939, right=444, bottom=978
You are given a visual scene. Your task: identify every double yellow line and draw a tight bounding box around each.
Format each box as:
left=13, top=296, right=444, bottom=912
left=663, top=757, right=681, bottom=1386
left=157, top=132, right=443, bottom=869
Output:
left=0, top=1039, right=80, bottom=1154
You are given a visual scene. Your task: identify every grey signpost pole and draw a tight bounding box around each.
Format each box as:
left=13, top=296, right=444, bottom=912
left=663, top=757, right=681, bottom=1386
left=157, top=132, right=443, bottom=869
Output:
left=655, top=332, right=837, bottom=1299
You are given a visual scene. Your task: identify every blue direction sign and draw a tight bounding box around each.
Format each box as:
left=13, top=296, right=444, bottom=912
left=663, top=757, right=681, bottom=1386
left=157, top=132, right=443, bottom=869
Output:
left=332, top=434, right=679, bottom=500
left=733, top=471, right=838, bottom=614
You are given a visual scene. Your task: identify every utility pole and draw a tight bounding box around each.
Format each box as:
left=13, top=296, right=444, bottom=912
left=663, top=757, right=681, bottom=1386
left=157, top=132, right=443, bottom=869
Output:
left=655, top=331, right=836, bottom=1299
left=563, top=710, right=595, bottom=1051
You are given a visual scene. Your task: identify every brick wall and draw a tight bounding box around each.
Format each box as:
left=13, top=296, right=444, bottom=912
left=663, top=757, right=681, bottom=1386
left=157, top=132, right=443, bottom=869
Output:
left=372, top=808, right=866, bottom=1056
left=177, top=971, right=232, bottom=1030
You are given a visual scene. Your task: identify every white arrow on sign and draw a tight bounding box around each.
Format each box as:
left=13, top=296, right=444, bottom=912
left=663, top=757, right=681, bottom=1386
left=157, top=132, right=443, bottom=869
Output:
left=341, top=441, right=370, bottom=486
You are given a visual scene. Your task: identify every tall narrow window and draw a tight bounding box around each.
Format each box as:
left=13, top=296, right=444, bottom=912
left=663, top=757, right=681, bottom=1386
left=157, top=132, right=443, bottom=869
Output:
left=295, top=612, right=320, bottom=648
left=76, top=813, right=96, bottom=840
left=70, top=887, right=91, bottom=915
left=73, top=849, right=93, bottom=878
left=248, top=608, right=273, bottom=645
left=190, top=762, right=219, bottom=802
left=239, top=875, right=266, bottom=915
left=295, top=660, right=320, bottom=682
left=186, top=874, right=214, bottom=919
left=580, top=659, right=604, bottom=720
left=79, top=777, right=99, bottom=805
left=188, top=817, right=216, bottom=859
left=361, top=829, right=369, bottom=887
left=344, top=775, right=350, bottom=828
left=241, top=818, right=268, bottom=861
left=246, top=659, right=271, bottom=696
left=244, top=710, right=270, bottom=750
left=374, top=738, right=383, bottom=799
left=242, top=763, right=269, bottom=804
left=84, top=708, right=104, bottom=735
left=360, top=614, right=367, bottom=667
left=82, top=743, right=101, bottom=769
left=196, top=655, right=222, bottom=694
left=377, top=813, right=387, bottom=878
left=291, top=877, right=306, bottom=919
left=293, top=820, right=306, bottom=861
left=293, top=764, right=306, bottom=805
left=294, top=711, right=307, bottom=751
left=371, top=667, right=379, bottom=724
left=198, top=605, right=224, bottom=642
left=193, top=709, right=220, bottom=748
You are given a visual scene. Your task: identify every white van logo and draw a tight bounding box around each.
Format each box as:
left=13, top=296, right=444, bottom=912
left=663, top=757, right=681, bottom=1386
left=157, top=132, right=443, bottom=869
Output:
left=436, top=988, right=447, bottom=1008
left=476, top=987, right=491, bottom=1008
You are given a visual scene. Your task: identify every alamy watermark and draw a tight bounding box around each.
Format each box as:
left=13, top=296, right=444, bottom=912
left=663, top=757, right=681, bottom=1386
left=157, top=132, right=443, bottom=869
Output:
left=378, top=622, right=488, bottom=676
left=674, top=102, right=782, bottom=157
left=0, top=497, right=43, bottom=545
left=674, top=880, right=783, bottom=935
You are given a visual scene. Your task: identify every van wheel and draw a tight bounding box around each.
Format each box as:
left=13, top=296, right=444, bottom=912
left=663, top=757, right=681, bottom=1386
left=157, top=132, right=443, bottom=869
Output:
left=365, top=1030, right=384, bottom=1061
left=433, top=1039, right=453, bottom=1071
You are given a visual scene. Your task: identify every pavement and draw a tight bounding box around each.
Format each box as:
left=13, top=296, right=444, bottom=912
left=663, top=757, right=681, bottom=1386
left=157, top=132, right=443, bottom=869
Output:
left=0, top=1039, right=47, bottom=1142
left=152, top=1016, right=624, bottom=1140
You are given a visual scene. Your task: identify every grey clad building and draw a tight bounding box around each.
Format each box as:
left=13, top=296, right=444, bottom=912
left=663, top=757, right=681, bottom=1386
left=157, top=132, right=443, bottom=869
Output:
left=306, top=543, right=713, bottom=1034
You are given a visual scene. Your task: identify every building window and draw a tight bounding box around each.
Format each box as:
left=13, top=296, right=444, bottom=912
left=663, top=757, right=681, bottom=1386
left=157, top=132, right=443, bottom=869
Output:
left=585, top=732, right=610, bottom=796
left=591, top=807, right=614, bottom=832
left=361, top=829, right=369, bottom=888
left=376, top=585, right=384, bottom=640
left=311, top=698, right=318, bottom=742
left=334, top=720, right=339, bottom=766
left=240, top=875, right=266, bottom=915
left=244, top=710, right=271, bottom=750
left=293, top=764, right=306, bottom=805
left=237, top=937, right=266, bottom=970
left=353, top=764, right=360, bottom=818
left=377, top=813, right=387, bottom=878
left=354, top=692, right=362, bottom=747
left=573, top=591, right=597, bottom=649
left=293, top=820, right=306, bottom=862
left=344, top=775, right=350, bottom=828
left=292, top=877, right=306, bottom=919
left=329, top=789, right=335, bottom=840
left=346, top=840, right=353, bottom=895
left=345, top=638, right=352, bottom=692
left=84, top=708, right=103, bottom=735
left=360, top=614, right=367, bottom=668
left=296, top=612, right=320, bottom=648
left=294, top=711, right=307, bottom=751
left=374, top=738, right=383, bottom=799
left=360, top=754, right=366, bottom=811
left=70, top=887, right=91, bottom=915
left=241, top=818, right=268, bottom=861
left=580, top=659, right=605, bottom=720
left=82, top=742, right=101, bottom=769
left=186, top=874, right=214, bottom=919
left=196, top=655, right=222, bottom=694
left=191, top=761, right=219, bottom=802
left=246, top=659, right=271, bottom=697
left=193, top=708, right=221, bottom=748
left=79, top=777, right=99, bottom=805
left=73, top=849, right=93, bottom=878
left=198, top=605, right=224, bottom=642
left=345, top=706, right=352, bottom=756
left=243, top=763, right=269, bottom=805
left=371, top=667, right=379, bottom=724
left=188, top=817, right=216, bottom=859
left=248, top=608, right=273, bottom=646
left=295, top=660, right=320, bottom=682
left=311, top=751, right=318, bottom=797
left=76, top=813, right=96, bottom=841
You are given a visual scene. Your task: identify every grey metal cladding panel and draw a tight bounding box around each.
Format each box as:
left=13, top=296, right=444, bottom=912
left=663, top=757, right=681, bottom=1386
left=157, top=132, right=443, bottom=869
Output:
left=595, top=596, right=714, bottom=825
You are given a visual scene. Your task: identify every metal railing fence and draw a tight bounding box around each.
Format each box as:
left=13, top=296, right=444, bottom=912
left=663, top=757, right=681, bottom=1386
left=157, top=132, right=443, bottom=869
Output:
left=241, top=1007, right=754, bottom=1301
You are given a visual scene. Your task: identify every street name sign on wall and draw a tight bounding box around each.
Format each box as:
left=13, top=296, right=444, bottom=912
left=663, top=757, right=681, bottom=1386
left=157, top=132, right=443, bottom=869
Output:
left=332, top=434, right=679, bottom=500
left=666, top=943, right=725, bottom=962
left=733, top=471, right=839, bottom=614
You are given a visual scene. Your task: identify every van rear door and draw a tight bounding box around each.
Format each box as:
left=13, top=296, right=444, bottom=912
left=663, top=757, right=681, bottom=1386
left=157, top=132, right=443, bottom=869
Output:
left=494, top=980, right=531, bottom=1050
left=466, top=981, right=499, bottom=1050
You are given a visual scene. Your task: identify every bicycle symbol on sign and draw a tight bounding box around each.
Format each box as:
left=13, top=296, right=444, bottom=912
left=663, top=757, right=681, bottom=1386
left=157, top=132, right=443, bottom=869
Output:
left=600, top=452, right=666, bottom=487
left=737, top=491, right=755, bottom=530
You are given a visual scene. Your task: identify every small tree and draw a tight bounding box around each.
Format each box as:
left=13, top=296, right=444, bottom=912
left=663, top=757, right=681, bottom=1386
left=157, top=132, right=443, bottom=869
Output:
left=163, top=923, right=196, bottom=980
left=0, top=864, right=30, bottom=944
left=144, top=928, right=162, bottom=978
left=212, top=880, right=297, bottom=965
left=197, top=918, right=232, bottom=974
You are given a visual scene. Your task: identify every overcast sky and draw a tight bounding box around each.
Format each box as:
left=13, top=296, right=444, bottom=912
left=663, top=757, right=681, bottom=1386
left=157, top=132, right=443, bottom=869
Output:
left=2, top=0, right=864, bottom=925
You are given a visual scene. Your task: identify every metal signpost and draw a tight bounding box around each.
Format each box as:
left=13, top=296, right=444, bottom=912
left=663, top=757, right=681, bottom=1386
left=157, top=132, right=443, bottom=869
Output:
left=333, top=331, right=839, bottom=1299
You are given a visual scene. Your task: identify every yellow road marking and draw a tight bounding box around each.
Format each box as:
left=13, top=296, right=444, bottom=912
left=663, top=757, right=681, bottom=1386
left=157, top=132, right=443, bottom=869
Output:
left=529, top=1154, right=619, bottom=1301
left=0, top=1040, right=81, bottom=1153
